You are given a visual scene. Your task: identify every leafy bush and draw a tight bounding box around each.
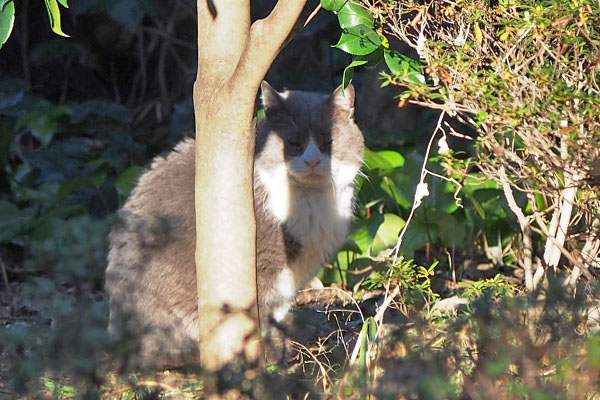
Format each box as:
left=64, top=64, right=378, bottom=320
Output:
left=369, top=281, right=600, bottom=400
left=324, top=0, right=599, bottom=288
left=1, top=0, right=599, bottom=398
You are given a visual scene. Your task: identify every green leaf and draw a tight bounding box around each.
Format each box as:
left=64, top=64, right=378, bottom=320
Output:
left=385, top=153, right=423, bottom=208
left=366, top=316, right=377, bottom=340
left=340, top=239, right=362, bottom=254
left=384, top=50, right=426, bottom=85
left=364, top=148, right=405, bottom=171
left=27, top=205, right=84, bottom=241
left=359, top=317, right=369, bottom=382
left=337, top=1, right=373, bottom=29
left=427, top=178, right=460, bottom=214
left=14, top=105, right=71, bottom=147
left=320, top=0, right=347, bottom=12
left=325, top=249, right=373, bottom=287
left=57, top=0, right=69, bottom=8
left=380, top=178, right=411, bottom=210
left=465, top=192, right=486, bottom=219
left=56, top=176, right=90, bottom=200
left=0, top=0, right=15, bottom=50
left=0, top=200, right=34, bottom=243
left=427, top=209, right=466, bottom=247
left=474, top=22, right=483, bottom=44
left=56, top=168, right=110, bottom=200
left=44, top=0, right=69, bottom=37
left=462, top=175, right=500, bottom=191
left=342, top=58, right=368, bottom=89
left=88, top=169, right=108, bottom=189
left=371, top=213, right=405, bottom=256
left=400, top=217, right=430, bottom=258
left=13, top=181, right=60, bottom=206
left=350, top=213, right=384, bottom=254
left=477, top=110, right=488, bottom=122
left=115, top=166, right=144, bottom=197
left=335, top=24, right=382, bottom=56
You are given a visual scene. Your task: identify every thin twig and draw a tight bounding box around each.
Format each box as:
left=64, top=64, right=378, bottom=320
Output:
left=303, top=3, right=322, bottom=27
left=349, top=285, right=401, bottom=366
left=0, top=255, right=11, bottom=299
left=291, top=340, right=333, bottom=392
left=502, top=22, right=534, bottom=64
left=299, top=286, right=366, bottom=323
left=348, top=111, right=447, bottom=370
left=499, top=166, right=534, bottom=291
left=392, top=110, right=446, bottom=263
left=407, top=99, right=473, bottom=115
left=546, top=173, right=582, bottom=269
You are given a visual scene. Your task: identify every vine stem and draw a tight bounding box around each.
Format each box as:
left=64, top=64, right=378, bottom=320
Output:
left=349, top=111, right=447, bottom=373
left=392, top=110, right=446, bottom=265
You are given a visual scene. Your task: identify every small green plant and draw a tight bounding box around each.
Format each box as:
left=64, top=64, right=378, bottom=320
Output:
left=363, top=259, right=440, bottom=306
left=42, top=378, right=78, bottom=399
left=459, top=274, right=516, bottom=298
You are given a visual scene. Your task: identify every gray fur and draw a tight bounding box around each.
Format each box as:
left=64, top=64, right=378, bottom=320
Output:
left=105, top=83, right=364, bottom=367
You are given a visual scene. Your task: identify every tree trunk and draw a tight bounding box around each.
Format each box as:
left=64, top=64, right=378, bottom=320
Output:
left=194, top=0, right=307, bottom=370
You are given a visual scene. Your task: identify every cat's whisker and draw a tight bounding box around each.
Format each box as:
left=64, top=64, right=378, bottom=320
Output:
left=356, top=169, right=369, bottom=181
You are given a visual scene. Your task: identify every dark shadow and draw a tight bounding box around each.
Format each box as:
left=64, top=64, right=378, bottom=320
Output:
left=207, top=0, right=217, bottom=18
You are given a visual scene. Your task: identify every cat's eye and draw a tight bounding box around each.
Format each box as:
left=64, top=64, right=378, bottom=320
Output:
left=287, top=139, right=301, bottom=147
left=322, top=139, right=334, bottom=151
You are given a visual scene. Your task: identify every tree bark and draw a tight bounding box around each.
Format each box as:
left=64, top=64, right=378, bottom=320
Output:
left=194, top=0, right=306, bottom=371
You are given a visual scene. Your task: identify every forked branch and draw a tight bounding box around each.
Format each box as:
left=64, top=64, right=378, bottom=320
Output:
left=231, top=0, right=308, bottom=91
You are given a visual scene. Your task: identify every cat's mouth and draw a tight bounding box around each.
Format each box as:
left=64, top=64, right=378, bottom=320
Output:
left=289, top=170, right=330, bottom=187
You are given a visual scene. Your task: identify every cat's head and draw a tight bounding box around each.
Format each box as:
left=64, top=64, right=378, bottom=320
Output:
left=256, top=82, right=364, bottom=189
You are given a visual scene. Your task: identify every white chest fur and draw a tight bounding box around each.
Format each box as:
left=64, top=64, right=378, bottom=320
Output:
left=256, top=162, right=357, bottom=293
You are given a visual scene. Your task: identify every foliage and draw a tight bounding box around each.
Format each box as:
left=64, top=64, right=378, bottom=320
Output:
left=0, top=0, right=599, bottom=397
left=382, top=0, right=600, bottom=203
left=367, top=281, right=600, bottom=400
left=459, top=273, right=514, bottom=298
left=322, top=0, right=425, bottom=87
left=323, top=0, right=599, bottom=288
left=319, top=145, right=518, bottom=289
left=0, top=0, right=15, bottom=49
left=363, top=259, right=440, bottom=308
left=0, top=0, right=198, bottom=394
left=315, top=1, right=600, bottom=397
left=0, top=0, right=69, bottom=51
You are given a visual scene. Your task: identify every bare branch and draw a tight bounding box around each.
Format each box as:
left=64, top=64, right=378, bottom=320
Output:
left=304, top=3, right=322, bottom=27
left=392, top=110, right=446, bottom=263
left=499, top=166, right=534, bottom=291
left=231, top=0, right=308, bottom=91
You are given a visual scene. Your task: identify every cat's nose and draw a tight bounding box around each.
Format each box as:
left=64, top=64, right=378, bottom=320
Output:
left=304, top=158, right=321, bottom=168
left=302, top=141, right=322, bottom=168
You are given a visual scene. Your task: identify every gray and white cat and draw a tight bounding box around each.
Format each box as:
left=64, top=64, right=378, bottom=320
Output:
left=105, top=82, right=365, bottom=367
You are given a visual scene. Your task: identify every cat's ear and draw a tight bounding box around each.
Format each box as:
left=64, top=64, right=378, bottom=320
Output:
left=261, top=81, right=292, bottom=124
left=329, top=84, right=355, bottom=118
left=261, top=81, right=285, bottom=112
